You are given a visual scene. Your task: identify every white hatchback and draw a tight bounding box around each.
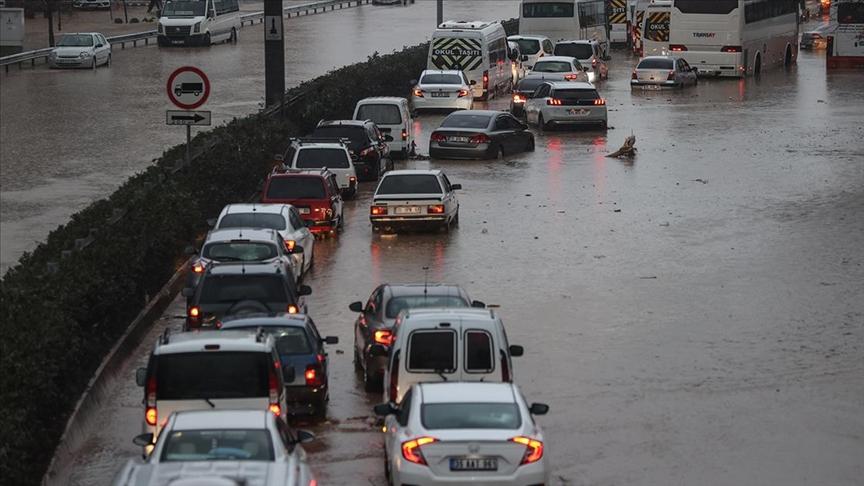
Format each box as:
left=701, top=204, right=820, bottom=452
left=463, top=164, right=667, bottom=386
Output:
left=412, top=70, right=474, bottom=111
left=375, top=382, right=550, bottom=486
left=49, top=32, right=111, bottom=69
left=525, top=55, right=590, bottom=83
left=278, top=139, right=358, bottom=198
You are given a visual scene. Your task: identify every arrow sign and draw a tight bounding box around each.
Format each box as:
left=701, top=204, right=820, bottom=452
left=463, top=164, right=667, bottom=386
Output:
left=166, top=110, right=212, bottom=126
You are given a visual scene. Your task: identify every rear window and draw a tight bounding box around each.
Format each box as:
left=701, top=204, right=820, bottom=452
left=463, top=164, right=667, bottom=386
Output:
left=356, top=104, right=403, bottom=125
left=200, top=275, right=288, bottom=304
left=311, top=126, right=367, bottom=147
left=155, top=352, right=270, bottom=399
left=637, top=58, right=675, bottom=70
left=553, top=89, right=600, bottom=101
left=407, top=330, right=456, bottom=372
left=161, top=429, right=274, bottom=462
left=376, top=174, right=442, bottom=195
left=673, top=0, right=738, bottom=15
left=515, top=78, right=546, bottom=93
left=513, top=38, right=540, bottom=55
left=422, top=403, right=521, bottom=429
left=522, top=2, right=575, bottom=18
left=219, top=326, right=313, bottom=355
left=440, top=114, right=491, bottom=129
left=295, top=148, right=350, bottom=169
left=465, top=330, right=494, bottom=372
left=532, top=61, right=573, bottom=73
left=420, top=74, right=463, bottom=85
left=202, top=242, right=278, bottom=262
left=265, top=177, right=326, bottom=199
left=218, top=213, right=286, bottom=231
left=385, top=295, right=468, bottom=318
left=554, top=43, right=593, bottom=59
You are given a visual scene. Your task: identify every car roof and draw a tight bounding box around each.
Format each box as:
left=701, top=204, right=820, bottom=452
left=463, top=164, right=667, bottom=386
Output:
left=446, top=109, right=505, bottom=117
left=221, top=204, right=291, bottom=216
left=507, top=34, right=548, bottom=41
left=547, top=81, right=595, bottom=90
left=403, top=307, right=494, bottom=320
left=269, top=170, right=330, bottom=180
left=220, top=313, right=311, bottom=329
left=205, top=228, right=279, bottom=243
left=207, top=261, right=286, bottom=275
left=419, top=382, right=516, bottom=404
left=171, top=409, right=269, bottom=431
left=421, top=69, right=464, bottom=76
left=535, top=56, right=577, bottom=63
left=385, top=283, right=468, bottom=298
left=640, top=55, right=677, bottom=61
left=382, top=169, right=443, bottom=177
left=318, top=120, right=368, bottom=127
left=556, top=39, right=595, bottom=45
left=295, top=142, right=349, bottom=149
left=357, top=96, right=408, bottom=104
left=155, top=330, right=273, bottom=354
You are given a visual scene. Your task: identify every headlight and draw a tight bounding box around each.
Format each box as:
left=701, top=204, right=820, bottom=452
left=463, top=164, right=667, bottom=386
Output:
left=193, top=22, right=201, bottom=33
left=79, top=51, right=91, bottom=58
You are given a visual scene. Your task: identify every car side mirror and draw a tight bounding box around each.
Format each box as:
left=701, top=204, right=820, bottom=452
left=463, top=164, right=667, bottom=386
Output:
left=296, top=429, right=315, bottom=444
left=282, top=366, right=295, bottom=383
left=133, top=433, right=155, bottom=447
left=471, top=300, right=485, bottom=308
left=323, top=336, right=339, bottom=345
left=521, top=54, right=528, bottom=61
left=96, top=43, right=104, bottom=48
left=135, top=367, right=147, bottom=387
left=184, top=245, right=197, bottom=255
left=373, top=402, right=398, bottom=416
left=298, top=285, right=312, bottom=296
left=451, top=183, right=462, bottom=190
left=206, top=218, right=216, bottom=228
left=469, top=80, right=477, bottom=85
left=384, top=134, right=394, bottom=142
left=509, top=344, right=524, bottom=357
left=349, top=301, right=363, bottom=312
left=181, top=287, right=194, bottom=298
left=529, top=403, right=549, bottom=415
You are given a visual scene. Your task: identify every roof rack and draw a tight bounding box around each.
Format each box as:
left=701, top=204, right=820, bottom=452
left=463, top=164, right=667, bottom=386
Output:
left=270, top=165, right=331, bottom=175
left=255, top=326, right=267, bottom=343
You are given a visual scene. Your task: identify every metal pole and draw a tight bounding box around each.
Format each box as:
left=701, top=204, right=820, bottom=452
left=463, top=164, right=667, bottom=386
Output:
left=186, top=125, right=191, bottom=167
left=123, top=0, right=129, bottom=23
left=436, top=0, right=442, bottom=27
left=264, top=0, right=286, bottom=108
left=47, top=1, right=55, bottom=47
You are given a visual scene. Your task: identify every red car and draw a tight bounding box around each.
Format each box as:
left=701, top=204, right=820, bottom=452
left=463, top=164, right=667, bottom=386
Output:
left=261, top=168, right=345, bottom=235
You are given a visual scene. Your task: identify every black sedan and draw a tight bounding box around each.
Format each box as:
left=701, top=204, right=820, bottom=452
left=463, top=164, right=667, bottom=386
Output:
left=429, top=110, right=536, bottom=160
left=510, top=77, right=547, bottom=117
left=349, top=283, right=485, bottom=391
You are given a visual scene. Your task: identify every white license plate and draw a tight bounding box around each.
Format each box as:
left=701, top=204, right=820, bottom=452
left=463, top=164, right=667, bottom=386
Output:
left=394, top=206, right=421, bottom=214
left=449, top=457, right=498, bottom=471
left=567, top=108, right=590, bottom=115
left=431, top=92, right=449, bottom=97
left=298, top=208, right=310, bottom=214
left=449, top=136, right=469, bottom=143
left=641, top=84, right=661, bottom=90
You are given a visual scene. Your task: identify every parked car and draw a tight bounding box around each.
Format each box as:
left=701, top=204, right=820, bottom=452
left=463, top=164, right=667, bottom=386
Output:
left=524, top=81, right=608, bottom=130
left=429, top=110, right=535, bottom=159
left=276, top=138, right=358, bottom=198
left=134, top=330, right=293, bottom=444
left=157, top=0, right=241, bottom=47
left=370, top=170, right=460, bottom=232
left=72, top=0, right=110, bottom=9
left=411, top=70, right=475, bottom=112
left=116, top=409, right=315, bottom=485
left=311, top=120, right=393, bottom=181
left=382, top=308, right=524, bottom=404
left=182, top=261, right=311, bottom=330
left=219, top=314, right=338, bottom=418
left=525, top=56, right=590, bottom=82
left=353, top=97, right=415, bottom=159
left=349, top=284, right=485, bottom=391
left=374, top=382, right=549, bottom=486
left=553, top=39, right=608, bottom=82
left=48, top=32, right=111, bottom=69
left=800, top=31, right=827, bottom=50
left=631, top=56, right=698, bottom=90
left=213, top=204, right=315, bottom=281
left=260, top=168, right=344, bottom=236
left=510, top=77, right=548, bottom=117
left=506, top=34, right=554, bottom=70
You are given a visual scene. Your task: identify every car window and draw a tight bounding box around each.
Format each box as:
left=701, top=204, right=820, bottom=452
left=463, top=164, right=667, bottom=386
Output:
left=272, top=326, right=313, bottom=355
left=398, top=389, right=413, bottom=426
left=376, top=174, right=442, bottom=195
left=155, top=352, right=271, bottom=399
left=275, top=417, right=296, bottom=451
left=307, top=318, right=322, bottom=343
left=202, top=241, right=278, bottom=261
left=328, top=175, right=340, bottom=194
left=637, top=58, right=675, bottom=70
left=370, top=287, right=383, bottom=316
left=515, top=78, right=546, bottom=94
left=199, top=275, right=288, bottom=304
left=440, top=174, right=452, bottom=193
left=295, top=148, right=350, bottom=169
left=218, top=213, right=287, bottom=231
left=407, top=330, right=457, bottom=372
left=512, top=38, right=540, bottom=55
left=356, top=104, right=402, bottom=125
left=311, top=126, right=366, bottom=147
left=265, top=177, right=326, bottom=199
left=385, top=295, right=467, bottom=318
left=465, top=330, right=494, bottom=372
left=532, top=61, right=573, bottom=73
left=288, top=209, right=304, bottom=230
left=542, top=39, right=554, bottom=54
left=58, top=34, right=95, bottom=47
left=161, top=429, right=274, bottom=462
left=420, top=74, right=463, bottom=85
left=534, top=84, right=551, bottom=98
left=461, top=72, right=470, bottom=85
left=440, top=114, right=492, bottom=129
left=421, top=403, right=521, bottom=429
left=553, top=89, right=600, bottom=101
left=554, top=43, right=593, bottom=59
left=494, top=116, right=510, bottom=131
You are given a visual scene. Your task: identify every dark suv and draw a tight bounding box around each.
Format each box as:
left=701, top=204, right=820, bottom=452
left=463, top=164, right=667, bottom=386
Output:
left=311, top=120, right=393, bottom=181
left=183, top=261, right=311, bottom=330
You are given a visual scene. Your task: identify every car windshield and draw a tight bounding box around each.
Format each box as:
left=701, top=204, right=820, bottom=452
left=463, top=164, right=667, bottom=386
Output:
left=515, top=78, right=546, bottom=93
left=554, top=89, right=600, bottom=101
left=422, top=403, right=522, bottom=429
left=202, top=242, right=278, bottom=262
left=408, top=330, right=456, bottom=371
left=296, top=148, right=350, bottom=169
left=356, top=104, right=403, bottom=124
left=57, top=35, right=94, bottom=47
left=161, top=429, right=274, bottom=462
left=200, top=275, right=288, bottom=304
left=440, top=114, right=491, bottom=129
left=218, top=213, right=286, bottom=231
left=162, top=0, right=206, bottom=16
left=637, top=58, right=674, bottom=70
left=376, top=175, right=442, bottom=195
left=385, top=295, right=468, bottom=318
left=420, top=74, right=463, bottom=85
left=532, top=61, right=573, bottom=73
left=512, top=38, right=540, bottom=55
left=311, top=126, right=367, bottom=147
left=266, top=177, right=326, bottom=199
left=155, top=352, right=270, bottom=399
left=554, top=43, right=593, bottom=59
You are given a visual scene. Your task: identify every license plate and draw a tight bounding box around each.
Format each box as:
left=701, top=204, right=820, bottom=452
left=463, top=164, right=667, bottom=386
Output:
left=641, top=84, right=661, bottom=90
left=449, top=136, right=469, bottom=143
left=172, top=40, right=184, bottom=45
left=394, top=206, right=421, bottom=214
left=431, top=92, right=449, bottom=98
left=298, top=208, right=310, bottom=214
left=449, top=457, right=498, bottom=471
left=567, top=108, right=590, bottom=115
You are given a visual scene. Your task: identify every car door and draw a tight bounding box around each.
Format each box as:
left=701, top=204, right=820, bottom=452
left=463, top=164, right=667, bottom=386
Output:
left=439, top=174, right=457, bottom=217
left=383, top=388, right=413, bottom=465
left=328, top=175, right=343, bottom=220
left=527, top=84, right=550, bottom=124
left=307, top=318, right=328, bottom=380
left=492, top=115, right=516, bottom=154
left=287, top=207, right=313, bottom=272
left=356, top=287, right=383, bottom=359
left=505, top=115, right=531, bottom=152
left=680, top=59, right=695, bottom=85
left=94, top=34, right=108, bottom=63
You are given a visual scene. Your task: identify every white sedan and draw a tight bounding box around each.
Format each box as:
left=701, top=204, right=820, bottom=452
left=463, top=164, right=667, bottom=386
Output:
left=411, top=70, right=474, bottom=111
left=370, top=169, right=460, bottom=232
left=49, top=32, right=111, bottom=69
left=525, top=55, right=589, bottom=83
left=375, top=382, right=550, bottom=486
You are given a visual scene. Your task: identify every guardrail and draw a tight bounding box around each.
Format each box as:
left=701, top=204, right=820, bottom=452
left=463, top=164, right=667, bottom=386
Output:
left=1, top=0, right=372, bottom=72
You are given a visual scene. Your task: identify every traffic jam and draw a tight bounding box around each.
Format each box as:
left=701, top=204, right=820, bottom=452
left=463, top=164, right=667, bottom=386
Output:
left=10, top=0, right=856, bottom=485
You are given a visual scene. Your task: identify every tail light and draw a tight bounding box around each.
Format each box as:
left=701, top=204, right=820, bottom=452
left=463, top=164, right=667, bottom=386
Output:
left=721, top=45, right=742, bottom=53
left=359, top=147, right=375, bottom=158
left=427, top=204, right=445, bottom=214
left=191, top=261, right=205, bottom=273
left=268, top=361, right=281, bottom=416
left=631, top=69, right=637, bottom=80
left=284, top=239, right=296, bottom=252
left=457, top=88, right=470, bottom=98
left=305, top=364, right=324, bottom=387
left=401, top=128, right=408, bottom=141
left=563, top=73, right=579, bottom=80
left=512, top=93, right=526, bottom=103
left=187, top=306, right=200, bottom=319
left=593, top=98, right=606, bottom=106
left=547, top=98, right=562, bottom=106
left=374, top=329, right=394, bottom=345
left=667, top=70, right=676, bottom=80
left=371, top=205, right=388, bottom=216
left=482, top=70, right=489, bottom=90
left=592, top=58, right=597, bottom=67
left=412, top=88, right=424, bottom=97
left=287, top=304, right=298, bottom=314
left=469, top=133, right=491, bottom=144
left=349, top=176, right=357, bottom=185
left=402, top=436, right=438, bottom=465
left=389, top=351, right=400, bottom=402
left=430, top=132, right=447, bottom=142
left=145, top=375, right=157, bottom=426
left=669, top=44, right=687, bottom=52
left=510, top=436, right=544, bottom=465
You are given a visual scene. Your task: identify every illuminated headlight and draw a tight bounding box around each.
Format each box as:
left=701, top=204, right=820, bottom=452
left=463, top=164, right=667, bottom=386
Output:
left=79, top=51, right=91, bottom=58
left=193, top=22, right=201, bottom=33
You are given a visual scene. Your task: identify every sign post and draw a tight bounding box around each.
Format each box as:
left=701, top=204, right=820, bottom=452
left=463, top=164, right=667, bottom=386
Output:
left=166, top=66, right=211, bottom=167
left=264, top=0, right=285, bottom=109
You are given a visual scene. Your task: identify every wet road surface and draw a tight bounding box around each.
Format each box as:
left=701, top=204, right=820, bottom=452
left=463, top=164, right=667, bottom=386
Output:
left=45, top=39, right=864, bottom=485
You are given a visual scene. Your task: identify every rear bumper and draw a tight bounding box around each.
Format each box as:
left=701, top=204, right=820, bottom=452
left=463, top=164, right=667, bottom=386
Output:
left=302, top=218, right=338, bottom=234
left=370, top=215, right=448, bottom=227
left=631, top=80, right=681, bottom=89
left=540, top=107, right=607, bottom=126
left=395, top=459, right=548, bottom=486
left=429, top=142, right=492, bottom=160
left=285, top=385, right=326, bottom=413
left=413, top=95, right=472, bottom=110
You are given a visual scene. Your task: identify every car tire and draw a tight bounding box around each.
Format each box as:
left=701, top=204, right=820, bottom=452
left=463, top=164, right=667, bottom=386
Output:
left=230, top=28, right=238, bottom=44
left=538, top=114, right=547, bottom=131
left=91, top=57, right=97, bottom=70
left=453, top=210, right=460, bottom=227
left=527, top=136, right=535, bottom=151
left=203, top=32, right=211, bottom=46
left=106, top=54, right=111, bottom=67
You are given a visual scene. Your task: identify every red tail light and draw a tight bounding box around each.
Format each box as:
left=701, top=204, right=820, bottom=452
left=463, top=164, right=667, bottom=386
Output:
left=402, top=436, right=438, bottom=465
left=268, top=361, right=281, bottom=416
left=430, top=132, right=447, bottom=142
left=667, top=70, right=676, bottom=80
left=287, top=304, right=298, bottom=314
left=145, top=375, right=157, bottom=426
left=547, top=98, right=562, bottom=106
left=482, top=70, right=489, bottom=90
left=469, top=133, right=491, bottom=144
left=457, top=88, right=470, bottom=98
left=593, top=98, right=606, bottom=106
left=370, top=205, right=388, bottom=216
left=631, top=69, right=637, bottom=80
left=721, top=45, right=742, bottom=53
left=284, top=239, right=296, bottom=252
left=401, top=128, right=408, bottom=141
left=191, top=261, right=205, bottom=273
left=389, top=351, right=400, bottom=402
left=349, top=176, right=357, bottom=184
left=412, top=88, right=424, bottom=97
left=669, top=44, right=687, bottom=52
left=374, top=329, right=394, bottom=345
left=187, top=306, right=200, bottom=318
left=512, top=93, right=526, bottom=103
left=305, top=364, right=323, bottom=387
left=563, top=73, right=579, bottom=80
left=427, top=204, right=445, bottom=214
left=510, top=436, right=544, bottom=465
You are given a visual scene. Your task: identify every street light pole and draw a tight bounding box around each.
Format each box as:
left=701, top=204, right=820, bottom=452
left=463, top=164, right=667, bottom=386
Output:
left=264, top=0, right=285, bottom=109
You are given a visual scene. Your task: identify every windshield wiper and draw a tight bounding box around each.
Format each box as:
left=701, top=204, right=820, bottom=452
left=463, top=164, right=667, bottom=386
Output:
left=435, top=369, right=448, bottom=381
left=204, top=398, right=215, bottom=408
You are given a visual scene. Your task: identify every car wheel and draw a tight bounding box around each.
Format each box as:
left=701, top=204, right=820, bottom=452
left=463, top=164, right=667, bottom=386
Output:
left=538, top=114, right=547, bottom=131
left=527, top=136, right=535, bottom=151
left=230, top=27, right=238, bottom=43
left=91, top=57, right=97, bottom=70
left=453, top=210, right=460, bottom=227
left=106, top=54, right=111, bottom=67
left=203, top=32, right=211, bottom=46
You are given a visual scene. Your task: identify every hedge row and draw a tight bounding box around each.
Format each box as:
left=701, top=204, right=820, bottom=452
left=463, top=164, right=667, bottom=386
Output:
left=0, top=42, right=428, bottom=485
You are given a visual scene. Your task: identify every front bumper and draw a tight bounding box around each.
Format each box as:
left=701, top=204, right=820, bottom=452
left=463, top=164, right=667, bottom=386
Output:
left=158, top=34, right=208, bottom=46
left=429, top=142, right=491, bottom=160
left=50, top=57, right=90, bottom=68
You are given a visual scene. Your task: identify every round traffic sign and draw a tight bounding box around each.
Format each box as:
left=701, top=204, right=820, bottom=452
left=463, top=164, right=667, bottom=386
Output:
left=166, top=66, right=211, bottom=110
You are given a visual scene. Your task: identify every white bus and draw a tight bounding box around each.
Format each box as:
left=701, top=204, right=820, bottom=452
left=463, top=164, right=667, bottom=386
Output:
left=519, top=0, right=610, bottom=57
left=826, top=0, right=864, bottom=69
left=669, top=0, right=799, bottom=77
left=428, top=21, right=510, bottom=100
left=642, top=0, right=672, bottom=56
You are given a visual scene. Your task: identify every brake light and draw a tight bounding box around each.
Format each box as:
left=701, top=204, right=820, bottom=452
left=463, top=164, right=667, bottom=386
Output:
left=412, top=88, right=424, bottom=97
left=284, top=239, right=296, bottom=252
left=721, top=45, right=742, bottom=53
left=145, top=375, right=157, bottom=426
left=631, top=69, right=637, bottom=80
left=192, top=261, right=205, bottom=273
left=457, top=88, right=470, bottom=98
left=287, top=304, right=298, bottom=314
left=187, top=306, right=200, bottom=318
left=428, top=204, right=445, bottom=214
left=510, top=436, right=544, bottom=465
left=401, top=128, right=408, bottom=141
left=512, top=93, right=526, bottom=103
left=374, top=329, right=394, bottom=345
left=402, top=436, right=437, bottom=465
left=371, top=205, right=388, bottom=216
left=482, top=70, right=489, bottom=90
left=593, top=98, right=606, bottom=106
left=592, top=58, right=597, bottom=66
left=268, top=361, right=281, bottom=416
left=349, top=176, right=357, bottom=184
left=669, top=44, right=687, bottom=52
left=469, top=133, right=491, bottom=144
left=667, top=70, right=676, bottom=80
left=304, top=365, right=323, bottom=387
left=563, top=73, right=579, bottom=80
left=430, top=132, right=447, bottom=142
left=547, top=98, right=562, bottom=106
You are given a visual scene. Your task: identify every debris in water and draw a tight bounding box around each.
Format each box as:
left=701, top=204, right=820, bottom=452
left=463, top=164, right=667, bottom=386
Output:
left=607, top=134, right=636, bottom=158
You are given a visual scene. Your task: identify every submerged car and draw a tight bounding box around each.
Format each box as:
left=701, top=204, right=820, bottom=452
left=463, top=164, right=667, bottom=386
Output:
left=370, top=169, right=461, bottom=232
left=524, top=81, right=608, bottom=130
left=49, top=32, right=111, bottom=69
left=525, top=55, right=589, bottom=82
left=411, top=69, right=475, bottom=111
left=631, top=56, right=698, bottom=89
left=800, top=31, right=827, bottom=50
left=429, top=110, right=534, bottom=159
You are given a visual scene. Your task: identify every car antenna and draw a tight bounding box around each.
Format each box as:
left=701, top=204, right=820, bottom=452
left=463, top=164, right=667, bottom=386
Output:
left=423, top=266, right=430, bottom=298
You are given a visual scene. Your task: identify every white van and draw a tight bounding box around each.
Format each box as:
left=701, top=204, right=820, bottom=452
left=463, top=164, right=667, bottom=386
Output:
left=157, top=0, right=241, bottom=47
left=640, top=0, right=671, bottom=57
left=382, top=308, right=524, bottom=404
left=428, top=20, right=510, bottom=100
left=353, top=97, right=414, bottom=159
left=519, top=0, right=610, bottom=57
left=135, top=329, right=291, bottom=443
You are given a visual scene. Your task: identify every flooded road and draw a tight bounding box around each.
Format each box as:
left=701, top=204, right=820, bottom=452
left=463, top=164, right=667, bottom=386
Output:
left=45, top=38, right=864, bottom=485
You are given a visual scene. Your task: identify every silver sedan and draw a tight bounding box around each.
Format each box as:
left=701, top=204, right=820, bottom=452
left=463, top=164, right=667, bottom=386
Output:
left=631, top=56, right=698, bottom=90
